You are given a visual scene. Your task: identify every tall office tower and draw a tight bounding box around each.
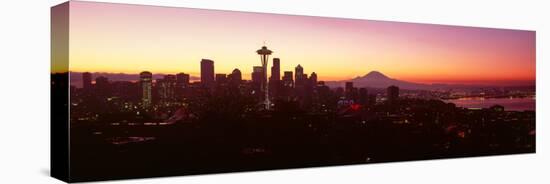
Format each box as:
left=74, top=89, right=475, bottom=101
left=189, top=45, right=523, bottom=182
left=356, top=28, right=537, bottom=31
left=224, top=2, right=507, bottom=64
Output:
left=158, top=75, right=176, bottom=104
left=256, top=45, right=273, bottom=110
left=293, top=65, right=306, bottom=102
left=295, top=64, right=304, bottom=86
left=140, top=71, right=153, bottom=109
left=175, top=73, right=190, bottom=88
left=387, top=85, right=400, bottom=103
left=282, top=71, right=294, bottom=87
left=271, top=58, right=280, bottom=81
left=82, top=72, right=92, bottom=90
left=175, top=73, right=189, bottom=100
left=309, top=72, right=318, bottom=86
left=345, top=82, right=354, bottom=99
left=269, top=58, right=282, bottom=99
left=200, top=59, right=215, bottom=87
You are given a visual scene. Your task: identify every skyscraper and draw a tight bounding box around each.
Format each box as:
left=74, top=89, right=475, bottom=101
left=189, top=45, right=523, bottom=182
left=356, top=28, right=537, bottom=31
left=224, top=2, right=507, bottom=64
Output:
left=158, top=75, right=176, bottom=104
left=271, top=58, right=280, bottom=82
left=345, top=82, right=354, bottom=99
left=200, top=59, right=214, bottom=87
left=140, top=71, right=153, bottom=109
left=175, top=73, right=189, bottom=100
left=387, top=85, right=399, bottom=103
left=345, top=82, right=353, bottom=93
left=270, top=58, right=282, bottom=99
left=309, top=72, right=317, bottom=86
left=295, top=64, right=304, bottom=86
left=175, top=72, right=190, bottom=88
left=228, top=68, right=242, bottom=85
left=282, top=71, right=294, bottom=88
left=82, top=72, right=92, bottom=90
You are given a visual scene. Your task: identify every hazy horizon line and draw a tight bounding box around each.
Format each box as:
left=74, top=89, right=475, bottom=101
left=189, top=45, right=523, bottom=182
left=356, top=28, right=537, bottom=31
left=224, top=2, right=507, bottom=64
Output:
left=58, top=71, right=536, bottom=88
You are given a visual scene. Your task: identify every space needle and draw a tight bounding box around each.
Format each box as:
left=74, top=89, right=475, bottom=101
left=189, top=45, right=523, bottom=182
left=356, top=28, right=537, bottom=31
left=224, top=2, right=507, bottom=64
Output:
left=256, top=45, right=272, bottom=110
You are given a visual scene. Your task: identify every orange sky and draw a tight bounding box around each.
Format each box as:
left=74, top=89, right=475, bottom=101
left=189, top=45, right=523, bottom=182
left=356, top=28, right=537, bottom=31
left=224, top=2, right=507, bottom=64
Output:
left=56, top=1, right=536, bottom=85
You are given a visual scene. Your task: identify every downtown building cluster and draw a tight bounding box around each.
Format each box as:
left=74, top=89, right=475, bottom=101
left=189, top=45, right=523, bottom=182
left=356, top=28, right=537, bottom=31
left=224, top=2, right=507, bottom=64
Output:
left=72, top=46, right=392, bottom=118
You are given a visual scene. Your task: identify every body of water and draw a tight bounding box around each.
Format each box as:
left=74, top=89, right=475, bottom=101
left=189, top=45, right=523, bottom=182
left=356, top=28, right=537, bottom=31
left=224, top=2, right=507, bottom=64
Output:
left=444, top=97, right=535, bottom=111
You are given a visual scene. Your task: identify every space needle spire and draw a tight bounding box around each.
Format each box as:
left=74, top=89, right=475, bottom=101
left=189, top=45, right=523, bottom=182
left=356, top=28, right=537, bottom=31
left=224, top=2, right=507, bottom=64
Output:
left=256, top=44, right=273, bottom=110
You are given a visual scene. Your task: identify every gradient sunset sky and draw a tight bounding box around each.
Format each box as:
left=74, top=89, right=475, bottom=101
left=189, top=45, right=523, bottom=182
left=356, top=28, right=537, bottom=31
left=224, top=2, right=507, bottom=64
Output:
left=61, top=1, right=535, bottom=85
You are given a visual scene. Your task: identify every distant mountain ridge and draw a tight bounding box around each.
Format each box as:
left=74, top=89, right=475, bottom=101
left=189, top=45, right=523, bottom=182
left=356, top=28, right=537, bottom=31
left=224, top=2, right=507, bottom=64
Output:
left=326, top=71, right=431, bottom=90
left=325, top=71, right=535, bottom=90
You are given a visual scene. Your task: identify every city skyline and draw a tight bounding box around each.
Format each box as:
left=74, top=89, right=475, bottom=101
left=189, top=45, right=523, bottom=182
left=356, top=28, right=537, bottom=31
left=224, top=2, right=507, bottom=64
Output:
left=54, top=1, right=535, bottom=85
left=51, top=2, right=536, bottom=181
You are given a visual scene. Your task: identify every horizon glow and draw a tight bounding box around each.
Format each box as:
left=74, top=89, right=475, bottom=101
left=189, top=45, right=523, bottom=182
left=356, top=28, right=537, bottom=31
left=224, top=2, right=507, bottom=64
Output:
left=60, top=1, right=535, bottom=85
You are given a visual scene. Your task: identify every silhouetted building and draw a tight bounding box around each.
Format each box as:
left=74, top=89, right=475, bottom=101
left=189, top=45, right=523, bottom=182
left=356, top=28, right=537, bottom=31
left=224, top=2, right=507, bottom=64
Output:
left=158, top=75, right=176, bottom=104
left=309, top=72, right=317, bottom=86
left=294, top=65, right=306, bottom=101
left=282, top=71, right=294, bottom=88
left=387, top=85, right=399, bottom=103
left=216, top=74, right=227, bottom=84
left=176, top=73, right=190, bottom=88
left=271, top=58, right=280, bottom=82
left=140, top=71, right=153, bottom=108
left=111, top=81, right=138, bottom=101
left=345, top=82, right=354, bottom=98
left=228, top=68, right=242, bottom=85
left=82, top=72, right=92, bottom=90
left=200, top=59, right=214, bottom=87
left=295, top=64, right=304, bottom=86
left=269, top=58, right=282, bottom=99
left=174, top=73, right=189, bottom=100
